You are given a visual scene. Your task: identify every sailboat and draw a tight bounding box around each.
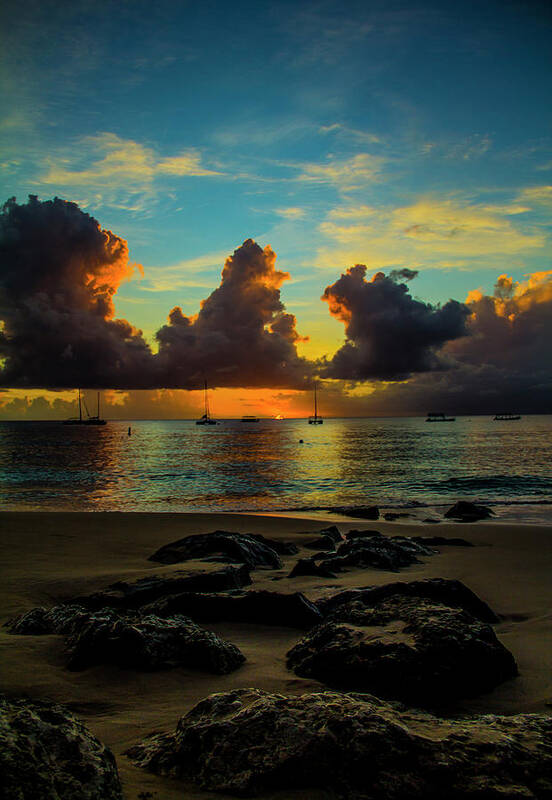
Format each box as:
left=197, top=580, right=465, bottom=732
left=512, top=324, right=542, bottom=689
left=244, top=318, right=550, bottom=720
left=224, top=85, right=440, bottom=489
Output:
left=308, top=382, right=323, bottom=425
left=196, top=380, right=217, bottom=425
left=63, top=390, right=107, bottom=425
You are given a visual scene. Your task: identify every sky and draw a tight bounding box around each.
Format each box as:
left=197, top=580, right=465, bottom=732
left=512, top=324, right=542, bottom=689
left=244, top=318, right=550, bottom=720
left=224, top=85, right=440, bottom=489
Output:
left=1, top=0, right=551, bottom=418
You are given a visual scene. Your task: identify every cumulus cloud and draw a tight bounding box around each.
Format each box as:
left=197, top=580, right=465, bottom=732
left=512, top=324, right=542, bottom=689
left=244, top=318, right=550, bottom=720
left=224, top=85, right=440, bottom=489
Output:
left=0, top=199, right=313, bottom=391
left=320, top=265, right=469, bottom=381
left=156, top=239, right=311, bottom=388
left=0, top=196, right=156, bottom=388
left=365, top=270, right=552, bottom=414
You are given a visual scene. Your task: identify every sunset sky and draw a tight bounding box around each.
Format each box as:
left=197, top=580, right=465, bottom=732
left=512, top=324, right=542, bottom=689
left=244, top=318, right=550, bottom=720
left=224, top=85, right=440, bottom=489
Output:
left=1, top=0, right=551, bottom=418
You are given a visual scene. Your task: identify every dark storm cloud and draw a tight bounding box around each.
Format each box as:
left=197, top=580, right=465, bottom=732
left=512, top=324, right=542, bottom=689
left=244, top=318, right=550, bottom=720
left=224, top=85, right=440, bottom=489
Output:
left=156, top=238, right=311, bottom=388
left=0, top=196, right=157, bottom=389
left=0, top=199, right=311, bottom=390
left=365, top=271, right=552, bottom=414
left=320, top=264, right=469, bottom=381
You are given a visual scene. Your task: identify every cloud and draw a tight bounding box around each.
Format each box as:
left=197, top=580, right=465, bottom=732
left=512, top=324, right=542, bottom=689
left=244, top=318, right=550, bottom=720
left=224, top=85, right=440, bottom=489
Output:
left=0, top=198, right=315, bottom=391
left=317, top=196, right=546, bottom=271
left=37, top=132, right=222, bottom=210
left=295, top=153, right=384, bottom=191
left=517, top=185, right=552, bottom=205
left=320, top=265, right=469, bottom=381
left=0, top=195, right=158, bottom=389
left=275, top=207, right=306, bottom=220
left=363, top=269, right=552, bottom=414
left=156, top=239, right=311, bottom=388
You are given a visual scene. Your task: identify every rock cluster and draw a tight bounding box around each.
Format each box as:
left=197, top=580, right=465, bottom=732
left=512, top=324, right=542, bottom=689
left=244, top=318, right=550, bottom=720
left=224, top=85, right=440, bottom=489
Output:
left=0, top=696, right=123, bottom=800
left=126, top=688, right=552, bottom=799
left=148, top=531, right=294, bottom=569
left=289, top=531, right=434, bottom=577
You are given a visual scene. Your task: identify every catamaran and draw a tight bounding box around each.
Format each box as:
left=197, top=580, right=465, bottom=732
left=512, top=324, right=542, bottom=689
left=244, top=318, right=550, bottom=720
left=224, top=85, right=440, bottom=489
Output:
left=308, top=382, right=323, bottom=424
left=64, top=390, right=107, bottom=425
left=196, top=380, right=217, bottom=425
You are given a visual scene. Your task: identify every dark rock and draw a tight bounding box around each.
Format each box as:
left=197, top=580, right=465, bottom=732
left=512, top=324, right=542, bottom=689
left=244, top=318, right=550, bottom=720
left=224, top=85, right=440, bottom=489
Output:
left=412, top=535, right=474, bottom=547
left=144, top=590, right=322, bottom=630
left=0, top=696, right=123, bottom=800
left=423, top=517, right=441, bottom=524
left=6, top=604, right=92, bottom=636
left=303, top=535, right=337, bottom=552
left=331, top=505, right=379, bottom=520
left=344, top=528, right=382, bottom=540
left=383, top=512, right=411, bottom=521
left=75, top=565, right=252, bottom=610
left=317, top=578, right=499, bottom=623
left=246, top=533, right=299, bottom=555
left=148, top=531, right=283, bottom=569
left=444, top=501, right=494, bottom=522
left=316, top=534, right=433, bottom=573
left=126, top=688, right=552, bottom=799
left=288, top=558, right=337, bottom=579
left=65, top=609, right=245, bottom=673
left=288, top=594, right=516, bottom=703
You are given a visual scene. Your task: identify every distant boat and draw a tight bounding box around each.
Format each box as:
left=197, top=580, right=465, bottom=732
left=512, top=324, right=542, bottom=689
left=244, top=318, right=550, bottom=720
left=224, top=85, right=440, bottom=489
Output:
left=494, top=413, right=521, bottom=421
left=196, top=380, right=217, bottom=425
left=63, top=390, right=107, bottom=426
left=426, top=412, right=455, bottom=422
left=241, top=415, right=260, bottom=422
left=308, top=382, right=323, bottom=425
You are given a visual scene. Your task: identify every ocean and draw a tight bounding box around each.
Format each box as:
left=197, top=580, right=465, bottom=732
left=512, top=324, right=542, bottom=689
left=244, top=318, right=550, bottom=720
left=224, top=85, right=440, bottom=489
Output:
left=1, top=416, right=551, bottom=523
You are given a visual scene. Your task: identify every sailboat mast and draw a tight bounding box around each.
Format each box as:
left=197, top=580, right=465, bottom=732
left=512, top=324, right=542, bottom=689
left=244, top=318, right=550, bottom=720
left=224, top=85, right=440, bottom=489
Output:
left=97, top=391, right=100, bottom=418
left=78, top=388, right=82, bottom=422
left=314, top=382, right=317, bottom=419
left=204, top=379, right=209, bottom=419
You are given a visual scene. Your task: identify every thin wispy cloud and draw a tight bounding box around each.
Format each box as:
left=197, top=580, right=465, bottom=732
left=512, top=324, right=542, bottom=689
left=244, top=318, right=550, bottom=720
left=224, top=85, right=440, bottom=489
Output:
left=294, top=153, right=385, bottom=191
left=37, top=132, right=223, bottom=210
left=274, top=207, right=306, bottom=219
left=317, top=195, right=547, bottom=271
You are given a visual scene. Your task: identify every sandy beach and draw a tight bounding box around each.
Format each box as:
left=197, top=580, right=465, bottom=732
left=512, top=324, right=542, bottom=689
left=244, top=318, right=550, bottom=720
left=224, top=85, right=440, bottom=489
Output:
left=2, top=511, right=552, bottom=799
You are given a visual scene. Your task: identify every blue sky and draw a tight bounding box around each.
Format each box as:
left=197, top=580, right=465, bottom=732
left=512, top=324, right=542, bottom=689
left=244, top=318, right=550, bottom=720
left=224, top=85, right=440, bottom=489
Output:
left=1, top=0, right=551, bottom=416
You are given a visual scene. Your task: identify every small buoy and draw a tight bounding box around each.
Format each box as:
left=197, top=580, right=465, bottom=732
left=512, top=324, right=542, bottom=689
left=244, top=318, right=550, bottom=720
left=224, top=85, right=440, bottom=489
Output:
left=128, top=426, right=132, bottom=436
left=299, top=439, right=304, bottom=443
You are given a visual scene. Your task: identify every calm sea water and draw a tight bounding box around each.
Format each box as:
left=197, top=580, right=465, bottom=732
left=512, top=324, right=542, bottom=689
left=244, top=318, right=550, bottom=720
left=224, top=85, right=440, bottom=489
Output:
left=0, top=417, right=551, bottom=523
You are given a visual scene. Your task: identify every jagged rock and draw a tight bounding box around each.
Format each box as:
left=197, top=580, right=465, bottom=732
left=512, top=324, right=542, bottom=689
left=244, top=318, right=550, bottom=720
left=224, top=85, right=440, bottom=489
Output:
left=288, top=593, right=516, bottom=703
left=317, top=578, right=499, bottom=623
left=303, top=535, right=337, bottom=552
left=344, top=529, right=382, bottom=540
left=6, top=604, right=92, bottom=636
left=126, top=688, right=552, bottom=799
left=144, top=590, right=322, bottom=630
left=288, top=558, right=337, bottom=579
left=7, top=605, right=245, bottom=674
left=65, top=610, right=245, bottom=673
left=444, top=501, right=494, bottom=522
left=246, top=534, right=299, bottom=555
left=0, top=696, right=123, bottom=800
left=148, top=531, right=284, bottom=569
left=331, top=505, right=379, bottom=520
left=411, top=535, right=473, bottom=547
left=316, top=534, right=433, bottom=573
left=74, top=565, right=252, bottom=610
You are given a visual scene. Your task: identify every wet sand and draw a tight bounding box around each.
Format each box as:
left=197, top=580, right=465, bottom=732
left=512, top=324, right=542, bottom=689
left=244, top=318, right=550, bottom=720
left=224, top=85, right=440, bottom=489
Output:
left=1, top=511, right=552, bottom=799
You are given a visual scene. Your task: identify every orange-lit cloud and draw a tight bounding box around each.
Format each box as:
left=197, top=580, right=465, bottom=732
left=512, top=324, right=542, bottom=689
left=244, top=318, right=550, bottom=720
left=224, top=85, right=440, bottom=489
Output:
left=156, top=239, right=311, bottom=388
